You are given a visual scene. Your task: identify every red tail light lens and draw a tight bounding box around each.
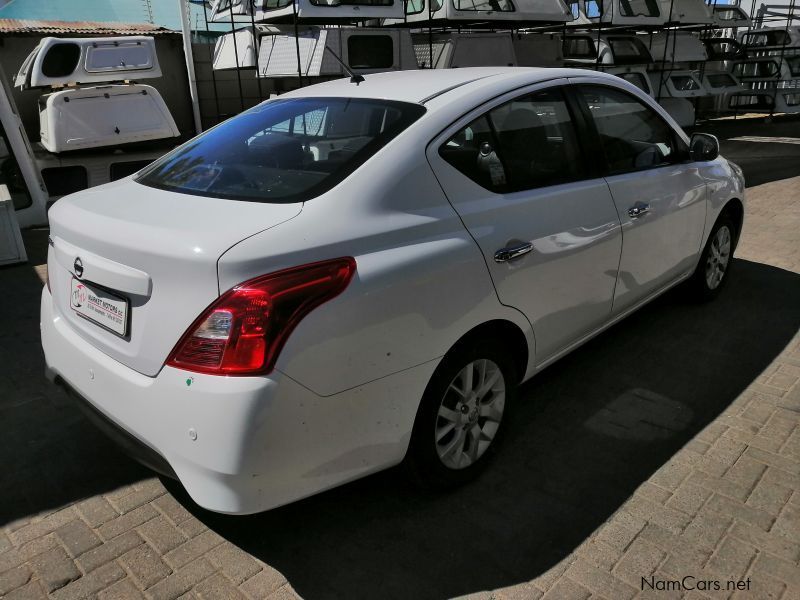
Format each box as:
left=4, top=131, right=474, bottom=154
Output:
left=166, top=257, right=356, bottom=376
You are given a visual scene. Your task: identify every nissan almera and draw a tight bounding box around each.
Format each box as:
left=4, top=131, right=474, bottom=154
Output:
left=41, top=68, right=745, bottom=514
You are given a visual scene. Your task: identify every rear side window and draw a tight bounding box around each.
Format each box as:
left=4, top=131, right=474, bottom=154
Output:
left=618, top=0, right=660, bottom=17
left=41, top=166, right=88, bottom=197
left=348, top=35, right=393, bottom=69
left=85, top=43, right=153, bottom=72
left=41, top=43, right=80, bottom=78
left=440, top=88, right=583, bottom=193
left=137, top=97, right=425, bottom=203
left=578, top=85, right=685, bottom=174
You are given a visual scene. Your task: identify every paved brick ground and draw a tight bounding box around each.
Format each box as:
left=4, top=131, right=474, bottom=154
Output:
left=1, top=152, right=798, bottom=597
left=489, top=174, right=800, bottom=600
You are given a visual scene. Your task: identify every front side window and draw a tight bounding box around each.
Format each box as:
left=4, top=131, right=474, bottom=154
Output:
left=579, top=85, right=684, bottom=174
left=137, top=97, right=425, bottom=203
left=453, top=0, right=514, bottom=11
left=439, top=89, right=583, bottom=193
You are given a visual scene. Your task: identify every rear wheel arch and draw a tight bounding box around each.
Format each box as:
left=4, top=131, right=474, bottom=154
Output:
left=404, top=320, right=526, bottom=487
left=444, top=319, right=529, bottom=384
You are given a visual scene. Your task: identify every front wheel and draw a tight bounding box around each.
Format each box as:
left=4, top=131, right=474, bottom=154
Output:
left=687, top=216, right=736, bottom=301
left=404, top=341, right=517, bottom=489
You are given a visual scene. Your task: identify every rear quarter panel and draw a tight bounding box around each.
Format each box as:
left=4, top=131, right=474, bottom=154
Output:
left=217, top=130, right=534, bottom=397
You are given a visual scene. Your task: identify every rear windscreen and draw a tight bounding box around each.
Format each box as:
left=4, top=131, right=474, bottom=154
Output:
left=136, top=97, right=425, bottom=203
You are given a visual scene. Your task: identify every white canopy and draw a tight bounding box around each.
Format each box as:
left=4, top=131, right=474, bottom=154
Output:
left=209, top=0, right=404, bottom=22
left=15, top=36, right=162, bottom=89
left=400, top=0, right=573, bottom=26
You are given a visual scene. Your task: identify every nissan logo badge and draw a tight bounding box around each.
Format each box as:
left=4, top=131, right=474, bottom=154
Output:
left=74, top=257, right=84, bottom=279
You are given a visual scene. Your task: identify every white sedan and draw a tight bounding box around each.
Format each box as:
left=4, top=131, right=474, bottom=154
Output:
left=41, top=68, right=745, bottom=514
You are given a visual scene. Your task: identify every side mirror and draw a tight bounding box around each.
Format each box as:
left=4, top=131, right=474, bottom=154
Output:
left=689, top=133, right=720, bottom=162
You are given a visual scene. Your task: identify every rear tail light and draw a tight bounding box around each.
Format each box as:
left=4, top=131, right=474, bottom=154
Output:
left=166, top=257, right=356, bottom=376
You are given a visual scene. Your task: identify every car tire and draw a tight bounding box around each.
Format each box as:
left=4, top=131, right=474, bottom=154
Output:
left=404, top=340, right=517, bottom=489
left=687, top=214, right=737, bottom=301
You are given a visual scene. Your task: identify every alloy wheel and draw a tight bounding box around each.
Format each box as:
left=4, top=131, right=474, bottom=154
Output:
left=434, top=359, right=505, bottom=470
left=705, top=225, right=732, bottom=290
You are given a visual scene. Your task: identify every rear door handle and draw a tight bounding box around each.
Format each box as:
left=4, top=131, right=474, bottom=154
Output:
left=494, top=242, right=533, bottom=263
left=628, top=202, right=650, bottom=219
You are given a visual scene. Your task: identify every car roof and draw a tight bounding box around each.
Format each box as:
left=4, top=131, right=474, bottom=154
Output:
left=280, top=67, right=619, bottom=105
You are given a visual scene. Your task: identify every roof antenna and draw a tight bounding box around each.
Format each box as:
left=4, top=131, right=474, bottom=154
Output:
left=324, top=46, right=365, bottom=85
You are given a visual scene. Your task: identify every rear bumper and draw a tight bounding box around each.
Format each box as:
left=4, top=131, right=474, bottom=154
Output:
left=41, top=287, right=435, bottom=514
left=56, top=377, right=177, bottom=479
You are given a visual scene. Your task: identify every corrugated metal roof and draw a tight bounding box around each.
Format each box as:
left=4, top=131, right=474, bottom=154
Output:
left=0, top=19, right=177, bottom=35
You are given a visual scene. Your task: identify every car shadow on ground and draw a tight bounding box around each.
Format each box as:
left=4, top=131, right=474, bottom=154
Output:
left=158, top=258, right=800, bottom=600
left=3, top=231, right=799, bottom=600
left=0, top=230, right=152, bottom=525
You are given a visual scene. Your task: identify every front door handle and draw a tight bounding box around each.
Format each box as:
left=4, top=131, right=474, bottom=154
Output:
left=628, top=202, right=650, bottom=219
left=494, top=242, right=533, bottom=263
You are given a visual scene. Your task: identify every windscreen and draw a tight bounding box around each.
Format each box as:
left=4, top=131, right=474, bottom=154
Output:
left=137, top=97, right=425, bottom=203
